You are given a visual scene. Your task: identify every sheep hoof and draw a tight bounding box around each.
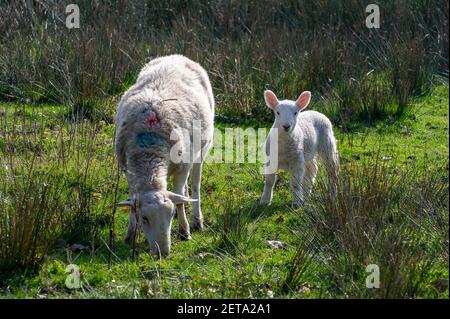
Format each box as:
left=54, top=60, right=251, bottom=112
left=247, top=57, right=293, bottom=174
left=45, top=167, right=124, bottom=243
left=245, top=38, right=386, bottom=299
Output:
left=179, top=231, right=192, bottom=241
left=291, top=201, right=304, bottom=209
left=190, top=218, right=204, bottom=232
left=124, top=234, right=134, bottom=244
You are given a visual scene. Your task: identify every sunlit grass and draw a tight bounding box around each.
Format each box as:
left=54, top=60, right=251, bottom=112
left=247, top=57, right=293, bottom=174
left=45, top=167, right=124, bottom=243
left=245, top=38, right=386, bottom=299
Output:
left=0, top=85, right=448, bottom=298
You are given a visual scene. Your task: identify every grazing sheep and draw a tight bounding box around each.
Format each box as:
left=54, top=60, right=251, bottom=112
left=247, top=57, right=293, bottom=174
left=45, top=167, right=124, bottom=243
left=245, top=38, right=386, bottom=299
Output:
left=260, top=90, right=339, bottom=207
left=115, top=54, right=214, bottom=256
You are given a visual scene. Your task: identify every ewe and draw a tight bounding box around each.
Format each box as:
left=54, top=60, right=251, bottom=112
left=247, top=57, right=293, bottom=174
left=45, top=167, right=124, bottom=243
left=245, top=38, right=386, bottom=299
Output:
left=260, top=90, right=339, bottom=207
left=115, top=55, right=214, bottom=256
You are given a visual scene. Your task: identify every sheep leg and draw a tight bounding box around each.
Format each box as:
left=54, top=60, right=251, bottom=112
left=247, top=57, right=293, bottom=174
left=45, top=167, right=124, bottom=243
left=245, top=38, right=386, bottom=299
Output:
left=291, top=163, right=306, bottom=208
left=173, top=171, right=191, bottom=240
left=260, top=173, right=277, bottom=204
left=304, top=159, right=318, bottom=198
left=172, top=181, right=190, bottom=220
left=190, top=162, right=204, bottom=232
left=124, top=185, right=137, bottom=244
left=125, top=205, right=137, bottom=244
left=325, top=152, right=339, bottom=198
left=184, top=182, right=190, bottom=198
left=320, top=136, right=339, bottom=198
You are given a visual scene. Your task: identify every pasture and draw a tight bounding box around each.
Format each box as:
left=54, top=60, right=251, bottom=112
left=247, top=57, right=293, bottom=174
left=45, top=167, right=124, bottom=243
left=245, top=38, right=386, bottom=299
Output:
left=0, top=1, right=448, bottom=299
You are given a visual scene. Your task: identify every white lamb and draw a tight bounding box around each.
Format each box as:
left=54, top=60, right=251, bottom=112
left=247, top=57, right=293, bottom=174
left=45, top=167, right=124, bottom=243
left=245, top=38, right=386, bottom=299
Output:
left=260, top=90, right=339, bottom=206
left=114, top=55, right=214, bottom=256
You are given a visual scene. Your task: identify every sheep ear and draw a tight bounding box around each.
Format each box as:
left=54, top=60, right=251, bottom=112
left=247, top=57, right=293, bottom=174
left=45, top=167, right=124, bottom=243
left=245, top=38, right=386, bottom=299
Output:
left=264, top=90, right=279, bottom=109
left=295, top=91, right=311, bottom=111
left=115, top=198, right=134, bottom=207
left=166, top=191, right=198, bottom=204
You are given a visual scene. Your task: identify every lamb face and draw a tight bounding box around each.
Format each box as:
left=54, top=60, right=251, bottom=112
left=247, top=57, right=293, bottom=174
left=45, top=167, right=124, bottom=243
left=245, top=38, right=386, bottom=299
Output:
left=273, top=101, right=298, bottom=133
left=264, top=90, right=312, bottom=133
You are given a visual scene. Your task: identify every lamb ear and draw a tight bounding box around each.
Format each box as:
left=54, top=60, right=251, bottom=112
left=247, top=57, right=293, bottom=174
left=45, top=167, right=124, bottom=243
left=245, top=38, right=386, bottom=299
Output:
left=115, top=198, right=134, bottom=207
left=264, top=90, right=279, bottom=109
left=166, top=191, right=198, bottom=204
left=295, top=91, right=311, bottom=111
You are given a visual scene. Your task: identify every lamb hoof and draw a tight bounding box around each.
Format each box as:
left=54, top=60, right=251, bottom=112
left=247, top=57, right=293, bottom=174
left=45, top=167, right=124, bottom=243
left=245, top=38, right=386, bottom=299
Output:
left=190, top=218, right=204, bottom=232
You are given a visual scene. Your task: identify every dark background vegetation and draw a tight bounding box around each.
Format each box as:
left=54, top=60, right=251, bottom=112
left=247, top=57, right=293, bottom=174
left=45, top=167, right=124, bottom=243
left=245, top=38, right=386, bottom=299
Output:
left=0, top=0, right=448, bottom=126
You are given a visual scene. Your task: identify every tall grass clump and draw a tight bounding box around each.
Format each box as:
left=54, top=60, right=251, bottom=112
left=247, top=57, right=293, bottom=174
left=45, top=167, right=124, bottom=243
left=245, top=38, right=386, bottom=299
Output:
left=0, top=166, right=66, bottom=274
left=278, top=248, right=313, bottom=294
left=296, top=156, right=449, bottom=298
left=213, top=200, right=260, bottom=256
left=0, top=105, right=119, bottom=277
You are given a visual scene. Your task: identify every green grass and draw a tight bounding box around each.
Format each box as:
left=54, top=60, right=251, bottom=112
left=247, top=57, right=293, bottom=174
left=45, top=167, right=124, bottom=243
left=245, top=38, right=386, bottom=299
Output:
left=0, top=85, right=448, bottom=299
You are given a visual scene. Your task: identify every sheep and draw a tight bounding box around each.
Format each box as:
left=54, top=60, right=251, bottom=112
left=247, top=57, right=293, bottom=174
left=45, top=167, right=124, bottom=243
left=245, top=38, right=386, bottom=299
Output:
left=114, top=54, right=214, bottom=256
left=260, top=90, right=339, bottom=207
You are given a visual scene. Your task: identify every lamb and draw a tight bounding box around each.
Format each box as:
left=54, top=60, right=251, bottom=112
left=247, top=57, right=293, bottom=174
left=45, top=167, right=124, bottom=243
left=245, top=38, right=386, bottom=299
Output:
left=260, top=90, right=339, bottom=207
left=114, top=54, right=214, bottom=256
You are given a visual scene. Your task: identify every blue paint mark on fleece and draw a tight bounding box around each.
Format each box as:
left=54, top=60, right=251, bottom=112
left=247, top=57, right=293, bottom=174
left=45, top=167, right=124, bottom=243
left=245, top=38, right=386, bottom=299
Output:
left=136, top=132, right=167, bottom=148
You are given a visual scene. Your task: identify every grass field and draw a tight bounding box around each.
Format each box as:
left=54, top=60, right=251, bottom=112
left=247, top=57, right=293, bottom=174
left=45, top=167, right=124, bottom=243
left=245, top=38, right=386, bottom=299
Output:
left=0, top=85, right=447, bottom=299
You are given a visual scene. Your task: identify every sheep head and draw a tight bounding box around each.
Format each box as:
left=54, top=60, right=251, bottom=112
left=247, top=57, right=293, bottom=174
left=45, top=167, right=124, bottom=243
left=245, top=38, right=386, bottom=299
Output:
left=116, top=191, right=196, bottom=256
